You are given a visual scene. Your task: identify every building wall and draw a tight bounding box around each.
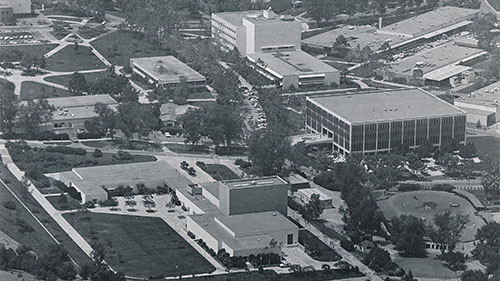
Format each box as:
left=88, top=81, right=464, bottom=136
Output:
left=224, top=241, right=282, bottom=257
left=306, top=98, right=467, bottom=154
left=243, top=18, right=301, bottom=54
left=186, top=216, right=220, bottom=252
left=296, top=191, right=333, bottom=209
left=177, top=191, right=206, bottom=215
left=1, top=0, right=30, bottom=14
left=0, top=6, right=13, bottom=22
left=219, top=183, right=288, bottom=216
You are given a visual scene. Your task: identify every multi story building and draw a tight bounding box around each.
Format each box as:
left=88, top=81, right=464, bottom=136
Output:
left=130, top=56, right=206, bottom=92
left=0, top=0, right=31, bottom=16
left=211, top=8, right=340, bottom=89
left=454, top=80, right=500, bottom=127
left=306, top=88, right=467, bottom=154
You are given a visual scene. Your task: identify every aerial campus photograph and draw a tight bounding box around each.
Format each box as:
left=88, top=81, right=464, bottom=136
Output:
left=0, top=0, right=499, bottom=281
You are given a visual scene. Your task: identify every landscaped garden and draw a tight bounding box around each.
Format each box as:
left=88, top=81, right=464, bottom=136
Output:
left=44, top=71, right=106, bottom=87
left=63, top=212, right=216, bottom=277
left=6, top=141, right=157, bottom=174
left=90, top=31, right=173, bottom=66
left=82, top=140, right=164, bottom=152
left=20, top=81, right=73, bottom=100
left=45, top=45, right=106, bottom=72
left=299, top=230, right=342, bottom=262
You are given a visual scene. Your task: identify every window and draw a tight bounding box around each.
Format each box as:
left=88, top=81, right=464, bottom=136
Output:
left=287, top=234, right=294, bottom=245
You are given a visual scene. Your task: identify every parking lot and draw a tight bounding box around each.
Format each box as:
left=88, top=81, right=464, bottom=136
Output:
left=242, top=86, right=268, bottom=130
left=0, top=32, right=48, bottom=45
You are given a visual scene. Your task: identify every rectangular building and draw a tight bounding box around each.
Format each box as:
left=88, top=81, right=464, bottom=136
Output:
left=211, top=8, right=301, bottom=56
left=454, top=80, right=500, bottom=127
left=296, top=188, right=333, bottom=209
left=0, top=0, right=31, bottom=15
left=306, top=88, right=467, bottom=154
left=247, top=50, right=340, bottom=89
left=130, top=56, right=206, bottom=92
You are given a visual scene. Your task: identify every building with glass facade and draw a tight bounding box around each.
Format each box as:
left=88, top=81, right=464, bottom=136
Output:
left=305, top=89, right=467, bottom=154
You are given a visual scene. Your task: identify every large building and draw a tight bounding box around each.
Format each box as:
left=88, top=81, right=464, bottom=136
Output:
left=211, top=8, right=340, bottom=89
left=130, top=56, right=206, bottom=92
left=178, top=176, right=299, bottom=257
left=378, top=40, right=487, bottom=87
left=211, top=8, right=301, bottom=56
left=454, top=80, right=500, bottom=127
left=0, top=0, right=31, bottom=16
left=303, top=6, right=478, bottom=54
left=52, top=161, right=192, bottom=203
left=247, top=50, right=340, bottom=88
left=18, top=94, right=118, bottom=137
left=306, top=88, right=467, bottom=154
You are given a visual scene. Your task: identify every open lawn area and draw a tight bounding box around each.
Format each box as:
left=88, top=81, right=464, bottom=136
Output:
left=393, top=252, right=458, bottom=279
left=0, top=163, right=91, bottom=266
left=20, top=81, right=73, bottom=100
left=82, top=140, right=164, bottom=152
left=63, top=212, right=215, bottom=277
left=6, top=142, right=157, bottom=173
left=90, top=31, right=172, bottom=66
left=45, top=45, right=106, bottom=72
left=166, top=143, right=209, bottom=154
left=44, top=71, right=106, bottom=87
left=0, top=44, right=58, bottom=59
left=182, top=269, right=364, bottom=281
left=377, top=190, right=484, bottom=241
left=468, top=136, right=500, bottom=162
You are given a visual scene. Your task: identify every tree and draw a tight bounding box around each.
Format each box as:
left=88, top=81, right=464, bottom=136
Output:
left=170, top=191, right=181, bottom=206
left=20, top=54, right=46, bottom=72
left=472, top=222, right=500, bottom=274
left=390, top=215, right=426, bottom=257
left=205, top=104, right=243, bottom=148
left=302, top=193, right=324, bottom=221
left=482, top=163, right=500, bottom=200
left=459, top=142, right=476, bottom=158
left=18, top=98, right=56, bottom=138
left=402, top=270, right=417, bottom=281
left=68, top=72, right=88, bottom=95
left=179, top=108, right=206, bottom=146
left=461, top=270, right=489, bottom=281
left=248, top=127, right=291, bottom=176
left=116, top=102, right=159, bottom=140
left=0, top=80, right=19, bottom=134
left=428, top=211, right=469, bottom=254
left=94, top=103, right=117, bottom=140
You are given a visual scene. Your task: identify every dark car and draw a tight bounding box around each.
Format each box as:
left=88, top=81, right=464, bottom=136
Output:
left=188, top=167, right=197, bottom=176
left=180, top=161, right=189, bottom=170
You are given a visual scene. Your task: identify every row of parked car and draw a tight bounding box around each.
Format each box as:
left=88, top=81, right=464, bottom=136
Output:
left=180, top=161, right=197, bottom=176
left=243, top=87, right=267, bottom=130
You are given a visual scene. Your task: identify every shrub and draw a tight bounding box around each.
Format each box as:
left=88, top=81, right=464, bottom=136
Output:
left=398, top=183, right=421, bottom=192
left=116, top=150, right=133, bottom=160
left=2, top=201, right=17, bottom=211
left=92, top=148, right=103, bottom=158
left=432, top=184, right=455, bottom=192
left=78, top=131, right=105, bottom=139
left=16, top=218, right=34, bottom=233
left=196, top=161, right=206, bottom=169
left=340, top=239, right=355, bottom=252
left=46, top=146, right=87, bottom=155
left=99, top=198, right=118, bottom=207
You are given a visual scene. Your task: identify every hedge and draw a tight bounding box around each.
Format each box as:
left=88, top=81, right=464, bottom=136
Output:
left=46, top=146, right=87, bottom=156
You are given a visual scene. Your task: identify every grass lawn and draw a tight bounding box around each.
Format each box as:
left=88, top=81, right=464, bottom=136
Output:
left=8, top=145, right=157, bottom=173
left=0, top=44, right=58, bottom=58
left=45, top=45, right=106, bottom=72
left=63, top=212, right=215, bottom=277
left=90, top=31, right=172, bottom=66
left=166, top=143, right=209, bottom=154
left=299, top=230, right=342, bottom=262
left=200, top=164, right=240, bottom=181
left=393, top=253, right=458, bottom=279
left=377, top=190, right=484, bottom=242
left=182, top=269, right=363, bottom=281
left=0, top=164, right=91, bottom=266
left=50, top=30, right=71, bottom=40
left=82, top=140, right=164, bottom=152
left=44, top=71, right=106, bottom=87
left=20, top=81, right=73, bottom=100
left=468, top=136, right=500, bottom=162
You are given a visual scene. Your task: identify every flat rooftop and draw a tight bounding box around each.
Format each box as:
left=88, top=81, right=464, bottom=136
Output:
left=303, top=25, right=407, bottom=51
left=378, top=6, right=478, bottom=37
left=216, top=211, right=298, bottom=237
left=389, top=40, right=487, bottom=76
left=457, top=80, right=500, bottom=108
left=297, top=188, right=331, bottom=200
left=247, top=50, right=338, bottom=78
left=308, top=88, right=465, bottom=123
left=199, top=181, right=222, bottom=199
left=177, top=188, right=220, bottom=214
left=223, top=176, right=287, bottom=189
left=212, top=10, right=290, bottom=26
left=131, top=56, right=205, bottom=84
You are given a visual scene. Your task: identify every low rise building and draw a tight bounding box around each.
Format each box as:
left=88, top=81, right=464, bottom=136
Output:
left=159, top=103, right=199, bottom=127
left=296, top=187, right=332, bottom=209
left=0, top=0, right=31, bottom=16
left=306, top=88, right=467, bottom=154
left=0, top=4, right=13, bottom=23
left=454, top=80, right=500, bottom=127
left=52, top=161, right=191, bottom=203
left=247, top=50, right=340, bottom=88
left=130, top=56, right=206, bottom=92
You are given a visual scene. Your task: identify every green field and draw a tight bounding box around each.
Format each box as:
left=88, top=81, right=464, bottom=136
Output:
left=45, top=45, right=106, bottom=72
left=378, top=190, right=484, bottom=242
left=44, top=71, right=107, bottom=87
left=0, top=44, right=59, bottom=59
left=82, top=140, right=164, bottom=152
left=63, top=212, right=215, bottom=277
left=0, top=163, right=90, bottom=266
left=20, top=81, right=73, bottom=100
left=90, top=31, right=171, bottom=66
left=393, top=252, right=458, bottom=279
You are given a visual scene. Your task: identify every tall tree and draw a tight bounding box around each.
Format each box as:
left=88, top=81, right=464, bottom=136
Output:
left=472, top=222, right=500, bottom=274
left=179, top=108, right=206, bottom=146
left=390, top=215, right=426, bottom=257
left=428, top=210, right=469, bottom=254
left=481, top=162, right=500, bottom=200
left=248, top=127, right=291, bottom=176
left=68, top=72, right=88, bottom=95
left=116, top=102, right=159, bottom=140
left=94, top=103, right=117, bottom=140
left=18, top=99, right=55, bottom=138
left=0, top=80, right=19, bottom=134
left=302, top=193, right=324, bottom=221
left=205, top=104, right=243, bottom=148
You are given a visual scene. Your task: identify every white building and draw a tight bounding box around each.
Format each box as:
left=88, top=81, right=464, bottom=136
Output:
left=296, top=188, right=333, bottom=209
left=0, top=0, right=31, bottom=15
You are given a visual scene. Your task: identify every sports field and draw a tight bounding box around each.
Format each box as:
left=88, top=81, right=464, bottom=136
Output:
left=63, top=212, right=215, bottom=277
left=378, top=190, right=484, bottom=241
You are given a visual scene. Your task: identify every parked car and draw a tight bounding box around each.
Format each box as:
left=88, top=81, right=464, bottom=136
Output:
left=180, top=161, right=189, bottom=170
left=188, top=167, right=197, bottom=176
